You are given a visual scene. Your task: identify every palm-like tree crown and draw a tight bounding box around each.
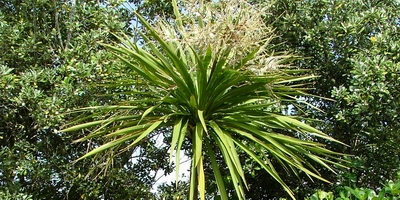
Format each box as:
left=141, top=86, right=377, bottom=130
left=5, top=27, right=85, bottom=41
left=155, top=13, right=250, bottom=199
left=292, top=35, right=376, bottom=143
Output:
left=61, top=0, right=345, bottom=199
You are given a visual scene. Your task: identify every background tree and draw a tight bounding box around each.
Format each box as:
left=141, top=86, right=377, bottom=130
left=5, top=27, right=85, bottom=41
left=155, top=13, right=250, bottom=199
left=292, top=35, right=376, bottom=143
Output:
left=0, top=0, right=172, bottom=199
left=241, top=0, right=400, bottom=198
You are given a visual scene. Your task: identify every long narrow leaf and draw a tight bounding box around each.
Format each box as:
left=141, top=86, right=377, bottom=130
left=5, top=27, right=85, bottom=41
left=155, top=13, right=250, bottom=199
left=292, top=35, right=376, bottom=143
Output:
left=170, top=117, right=183, bottom=163
left=212, top=133, right=246, bottom=200
left=209, top=121, right=246, bottom=187
left=194, top=122, right=203, bottom=166
left=198, top=155, right=205, bottom=200
left=205, top=139, right=229, bottom=200
left=233, top=139, right=296, bottom=200
left=175, top=119, right=188, bottom=185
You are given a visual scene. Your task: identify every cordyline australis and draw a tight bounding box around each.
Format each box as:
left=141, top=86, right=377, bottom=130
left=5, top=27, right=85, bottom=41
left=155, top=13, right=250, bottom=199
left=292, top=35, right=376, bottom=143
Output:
left=60, top=0, right=347, bottom=199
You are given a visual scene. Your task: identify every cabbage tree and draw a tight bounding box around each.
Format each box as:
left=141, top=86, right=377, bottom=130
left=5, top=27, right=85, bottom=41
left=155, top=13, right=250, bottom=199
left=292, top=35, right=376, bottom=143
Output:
left=61, top=0, right=345, bottom=199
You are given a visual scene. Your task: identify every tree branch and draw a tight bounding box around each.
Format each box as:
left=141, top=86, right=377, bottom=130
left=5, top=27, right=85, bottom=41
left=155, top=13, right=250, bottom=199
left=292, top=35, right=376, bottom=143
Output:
left=53, top=0, right=64, bottom=50
left=64, top=0, right=76, bottom=51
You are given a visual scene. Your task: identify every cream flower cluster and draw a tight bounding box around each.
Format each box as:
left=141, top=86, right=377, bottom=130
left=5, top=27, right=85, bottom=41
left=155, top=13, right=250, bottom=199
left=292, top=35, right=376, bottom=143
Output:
left=155, top=0, right=287, bottom=74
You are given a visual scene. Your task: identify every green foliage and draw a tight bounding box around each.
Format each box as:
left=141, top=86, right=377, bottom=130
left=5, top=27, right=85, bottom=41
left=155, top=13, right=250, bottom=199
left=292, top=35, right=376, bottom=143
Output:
left=0, top=0, right=168, bottom=199
left=129, top=0, right=175, bottom=21
left=307, top=173, right=400, bottom=200
left=157, top=181, right=189, bottom=200
left=0, top=190, right=33, bottom=200
left=3, top=0, right=397, bottom=198
left=244, top=0, right=400, bottom=198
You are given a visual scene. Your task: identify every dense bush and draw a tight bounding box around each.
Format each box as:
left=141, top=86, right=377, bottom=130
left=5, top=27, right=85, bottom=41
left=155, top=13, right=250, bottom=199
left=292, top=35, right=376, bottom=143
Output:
left=306, top=172, right=400, bottom=200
